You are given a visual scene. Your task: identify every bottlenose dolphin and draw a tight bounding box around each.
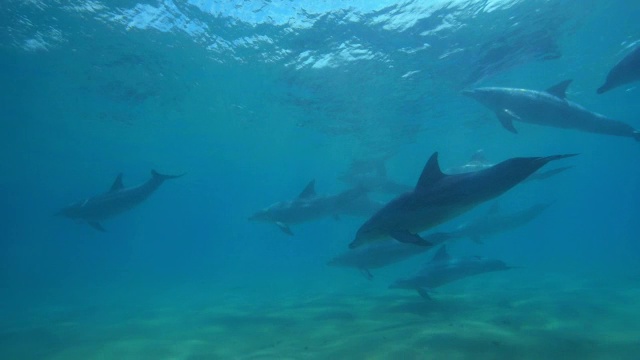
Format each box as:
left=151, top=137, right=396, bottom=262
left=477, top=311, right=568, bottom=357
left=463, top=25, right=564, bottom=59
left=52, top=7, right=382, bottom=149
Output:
left=349, top=152, right=575, bottom=249
left=389, top=246, right=512, bottom=299
left=338, top=158, right=412, bottom=195
left=434, top=202, right=553, bottom=244
left=597, top=46, right=640, bottom=94
left=446, top=150, right=572, bottom=182
left=57, top=170, right=184, bottom=231
left=328, top=233, right=453, bottom=279
left=464, top=80, right=640, bottom=141
left=249, top=180, right=368, bottom=235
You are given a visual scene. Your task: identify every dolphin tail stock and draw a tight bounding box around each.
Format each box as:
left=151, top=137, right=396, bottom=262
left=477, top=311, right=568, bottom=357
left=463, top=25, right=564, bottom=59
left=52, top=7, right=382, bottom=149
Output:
left=539, top=153, right=578, bottom=164
left=151, top=170, right=186, bottom=181
left=633, top=130, right=640, bottom=142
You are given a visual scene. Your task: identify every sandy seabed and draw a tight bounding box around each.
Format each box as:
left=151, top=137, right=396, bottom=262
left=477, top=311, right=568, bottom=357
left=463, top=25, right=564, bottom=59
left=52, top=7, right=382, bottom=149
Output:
left=2, top=273, right=640, bottom=360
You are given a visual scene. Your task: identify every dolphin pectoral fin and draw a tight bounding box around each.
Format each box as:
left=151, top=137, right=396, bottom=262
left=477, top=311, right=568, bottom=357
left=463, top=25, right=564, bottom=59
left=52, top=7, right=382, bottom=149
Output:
left=88, top=222, right=106, bottom=232
left=416, top=288, right=433, bottom=300
left=389, top=230, right=433, bottom=247
left=496, top=109, right=519, bottom=134
left=276, top=222, right=294, bottom=236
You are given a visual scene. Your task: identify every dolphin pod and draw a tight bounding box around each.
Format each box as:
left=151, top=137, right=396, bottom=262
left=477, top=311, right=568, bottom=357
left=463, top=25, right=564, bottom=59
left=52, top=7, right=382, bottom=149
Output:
left=349, top=152, right=575, bottom=249
left=57, top=170, right=184, bottom=231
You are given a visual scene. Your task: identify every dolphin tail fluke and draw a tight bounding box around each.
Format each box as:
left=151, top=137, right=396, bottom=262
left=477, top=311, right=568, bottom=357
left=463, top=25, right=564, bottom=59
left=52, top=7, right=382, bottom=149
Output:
left=151, top=170, right=185, bottom=181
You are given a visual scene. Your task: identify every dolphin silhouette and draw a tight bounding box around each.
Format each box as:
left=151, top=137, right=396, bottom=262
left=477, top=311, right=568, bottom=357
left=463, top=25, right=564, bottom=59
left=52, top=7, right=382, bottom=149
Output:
left=349, top=152, right=575, bottom=249
left=57, top=170, right=184, bottom=231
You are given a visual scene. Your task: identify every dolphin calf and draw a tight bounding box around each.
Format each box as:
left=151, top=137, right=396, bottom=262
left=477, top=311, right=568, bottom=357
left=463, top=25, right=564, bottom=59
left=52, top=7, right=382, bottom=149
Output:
left=434, top=202, right=553, bottom=244
left=349, top=152, right=575, bottom=249
left=389, top=246, right=512, bottom=299
left=249, top=180, right=368, bottom=235
left=597, top=46, right=640, bottom=94
left=464, top=80, right=640, bottom=141
left=328, top=233, right=453, bottom=279
left=57, top=170, right=184, bottom=231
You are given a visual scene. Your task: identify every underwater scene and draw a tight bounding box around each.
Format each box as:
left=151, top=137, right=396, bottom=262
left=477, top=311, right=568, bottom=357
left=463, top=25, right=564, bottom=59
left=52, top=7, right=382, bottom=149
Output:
left=2, top=0, right=640, bottom=359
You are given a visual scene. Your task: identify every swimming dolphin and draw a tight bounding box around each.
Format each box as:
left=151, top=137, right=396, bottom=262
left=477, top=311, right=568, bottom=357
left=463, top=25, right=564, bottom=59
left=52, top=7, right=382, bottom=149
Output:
left=338, top=158, right=412, bottom=195
left=463, top=80, right=640, bottom=141
left=328, top=233, right=453, bottom=279
left=446, top=150, right=572, bottom=182
left=389, top=245, right=512, bottom=299
left=57, top=170, right=184, bottom=231
left=349, top=152, right=575, bottom=249
left=433, top=202, right=553, bottom=244
left=249, top=180, right=368, bottom=235
left=597, top=46, right=640, bottom=94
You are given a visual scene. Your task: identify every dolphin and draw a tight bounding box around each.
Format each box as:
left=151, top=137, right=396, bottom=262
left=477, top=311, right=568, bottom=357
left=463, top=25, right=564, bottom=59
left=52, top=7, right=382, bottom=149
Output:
left=328, top=233, right=454, bottom=279
left=446, top=150, right=572, bottom=182
left=338, top=158, right=412, bottom=195
left=57, top=170, right=184, bottom=231
left=389, top=245, right=513, bottom=299
left=249, top=180, right=368, bottom=235
left=349, top=152, right=575, bottom=249
left=597, top=46, right=640, bottom=94
left=463, top=80, right=640, bottom=141
left=434, top=202, right=553, bottom=244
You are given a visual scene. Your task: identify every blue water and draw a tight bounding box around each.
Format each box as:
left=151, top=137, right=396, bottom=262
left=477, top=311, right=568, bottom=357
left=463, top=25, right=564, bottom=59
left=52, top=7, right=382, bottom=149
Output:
left=2, top=1, right=640, bottom=359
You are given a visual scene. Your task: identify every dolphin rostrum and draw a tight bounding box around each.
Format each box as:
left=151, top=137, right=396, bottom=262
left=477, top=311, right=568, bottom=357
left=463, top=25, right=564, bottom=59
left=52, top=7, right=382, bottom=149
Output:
left=249, top=180, right=368, bottom=235
left=464, top=80, right=640, bottom=141
left=597, top=46, right=640, bottom=94
left=349, top=152, right=575, bottom=249
left=389, top=245, right=513, bottom=299
left=57, top=170, right=184, bottom=231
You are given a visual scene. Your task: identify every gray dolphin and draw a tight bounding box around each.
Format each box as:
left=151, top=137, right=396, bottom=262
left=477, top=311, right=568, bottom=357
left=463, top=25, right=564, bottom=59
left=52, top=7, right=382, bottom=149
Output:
left=338, top=158, right=412, bottom=195
left=349, top=152, right=575, bottom=249
left=464, top=80, right=640, bottom=141
left=389, top=245, right=512, bottom=299
left=597, top=46, right=640, bottom=94
left=434, top=202, right=553, bottom=244
left=328, top=233, right=454, bottom=279
left=57, top=170, right=184, bottom=231
left=249, top=180, right=368, bottom=235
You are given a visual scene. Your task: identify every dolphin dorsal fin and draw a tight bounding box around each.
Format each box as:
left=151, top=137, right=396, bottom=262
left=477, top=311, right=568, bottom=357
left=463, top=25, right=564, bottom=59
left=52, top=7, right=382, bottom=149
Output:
left=298, top=180, right=316, bottom=199
left=545, top=79, right=572, bottom=99
left=432, top=245, right=450, bottom=262
left=416, top=152, right=445, bottom=191
left=109, top=173, right=124, bottom=192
